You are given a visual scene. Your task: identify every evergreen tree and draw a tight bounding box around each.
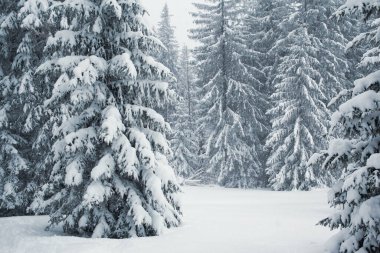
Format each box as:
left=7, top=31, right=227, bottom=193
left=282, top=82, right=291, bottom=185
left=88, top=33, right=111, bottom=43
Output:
left=265, top=0, right=356, bottom=190
left=171, top=46, right=199, bottom=180
left=303, top=0, right=353, bottom=100
left=243, top=0, right=290, bottom=91
left=0, top=0, right=50, bottom=216
left=156, top=3, right=179, bottom=122
left=266, top=27, right=330, bottom=191
left=191, top=0, right=267, bottom=188
left=241, top=0, right=295, bottom=187
left=320, top=1, right=380, bottom=252
left=30, top=0, right=182, bottom=238
left=306, top=0, right=368, bottom=187
left=0, top=1, right=18, bottom=78
left=156, top=3, right=179, bottom=77
left=154, top=3, right=197, bottom=180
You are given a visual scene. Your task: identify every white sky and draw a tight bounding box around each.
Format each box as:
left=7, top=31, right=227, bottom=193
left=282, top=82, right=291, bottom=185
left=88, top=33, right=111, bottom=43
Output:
left=141, top=0, right=196, bottom=48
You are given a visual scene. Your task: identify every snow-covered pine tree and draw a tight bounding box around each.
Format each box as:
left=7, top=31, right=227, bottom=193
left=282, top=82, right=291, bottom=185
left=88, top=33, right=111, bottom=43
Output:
left=154, top=3, right=197, bottom=180
left=30, top=0, right=182, bottom=238
left=265, top=2, right=330, bottom=191
left=265, top=0, right=357, bottom=190
left=299, top=0, right=359, bottom=188
left=304, top=0, right=354, bottom=100
left=155, top=3, right=179, bottom=122
left=170, top=46, right=199, bottom=180
left=243, top=0, right=290, bottom=91
left=0, top=0, right=22, bottom=216
left=241, top=1, right=295, bottom=187
left=319, top=1, right=380, bottom=252
left=191, top=0, right=267, bottom=188
left=306, top=0, right=368, bottom=187
left=0, top=1, right=17, bottom=78
left=156, top=3, right=179, bottom=78
left=0, top=0, right=50, bottom=216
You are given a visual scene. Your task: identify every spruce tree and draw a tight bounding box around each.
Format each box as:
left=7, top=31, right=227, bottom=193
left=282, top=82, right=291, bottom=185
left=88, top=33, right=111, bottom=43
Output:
left=31, top=0, right=182, bottom=238
left=265, top=0, right=355, bottom=190
left=171, top=46, right=199, bottom=180
left=243, top=0, right=290, bottom=90
left=0, top=0, right=50, bottom=216
left=156, top=3, right=179, bottom=78
left=306, top=0, right=368, bottom=187
left=155, top=3, right=179, bottom=123
left=320, top=1, right=380, bottom=252
left=191, top=0, right=267, bottom=188
left=0, top=1, right=18, bottom=77
left=154, top=3, right=197, bottom=180
left=266, top=27, right=330, bottom=190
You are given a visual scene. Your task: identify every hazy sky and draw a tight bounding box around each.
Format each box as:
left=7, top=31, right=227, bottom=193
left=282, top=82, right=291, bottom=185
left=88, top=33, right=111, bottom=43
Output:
left=141, top=0, right=196, bottom=48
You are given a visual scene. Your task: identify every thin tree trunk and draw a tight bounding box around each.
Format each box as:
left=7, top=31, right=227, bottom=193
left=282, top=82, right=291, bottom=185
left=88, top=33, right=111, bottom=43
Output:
left=220, top=0, right=228, bottom=162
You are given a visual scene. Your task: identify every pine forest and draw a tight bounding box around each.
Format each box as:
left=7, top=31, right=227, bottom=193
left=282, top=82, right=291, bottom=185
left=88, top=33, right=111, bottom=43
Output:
left=0, top=0, right=379, bottom=253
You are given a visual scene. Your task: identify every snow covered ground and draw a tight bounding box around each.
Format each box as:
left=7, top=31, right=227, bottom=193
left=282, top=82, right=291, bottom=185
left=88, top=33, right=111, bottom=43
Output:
left=0, top=186, right=335, bottom=253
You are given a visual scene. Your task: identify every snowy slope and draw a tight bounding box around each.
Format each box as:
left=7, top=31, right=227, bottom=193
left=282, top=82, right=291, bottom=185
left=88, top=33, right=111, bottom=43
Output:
left=0, top=186, right=334, bottom=253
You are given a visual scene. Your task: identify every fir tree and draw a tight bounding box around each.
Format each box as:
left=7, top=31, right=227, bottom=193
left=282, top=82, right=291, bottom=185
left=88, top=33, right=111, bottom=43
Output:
left=30, top=0, right=182, bottom=238
left=242, top=0, right=295, bottom=187
left=243, top=0, right=290, bottom=91
left=266, top=27, right=330, bottom=190
left=156, top=3, right=179, bottom=123
left=306, top=0, right=368, bottom=187
left=0, top=1, right=18, bottom=78
left=191, top=0, right=267, bottom=188
left=0, top=0, right=50, bottom=216
left=156, top=3, right=179, bottom=77
left=154, top=3, right=197, bottom=180
left=171, top=46, right=199, bottom=180
left=320, top=1, right=380, bottom=252
left=265, top=2, right=328, bottom=191
left=265, top=0, right=356, bottom=190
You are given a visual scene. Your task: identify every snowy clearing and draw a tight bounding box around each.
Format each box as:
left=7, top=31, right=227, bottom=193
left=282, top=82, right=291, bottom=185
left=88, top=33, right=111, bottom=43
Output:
left=0, top=186, right=335, bottom=253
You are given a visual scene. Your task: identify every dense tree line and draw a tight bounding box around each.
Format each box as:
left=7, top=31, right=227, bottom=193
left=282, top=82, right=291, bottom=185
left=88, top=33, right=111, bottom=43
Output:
left=188, top=0, right=379, bottom=252
left=188, top=0, right=363, bottom=191
left=0, top=0, right=379, bottom=251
